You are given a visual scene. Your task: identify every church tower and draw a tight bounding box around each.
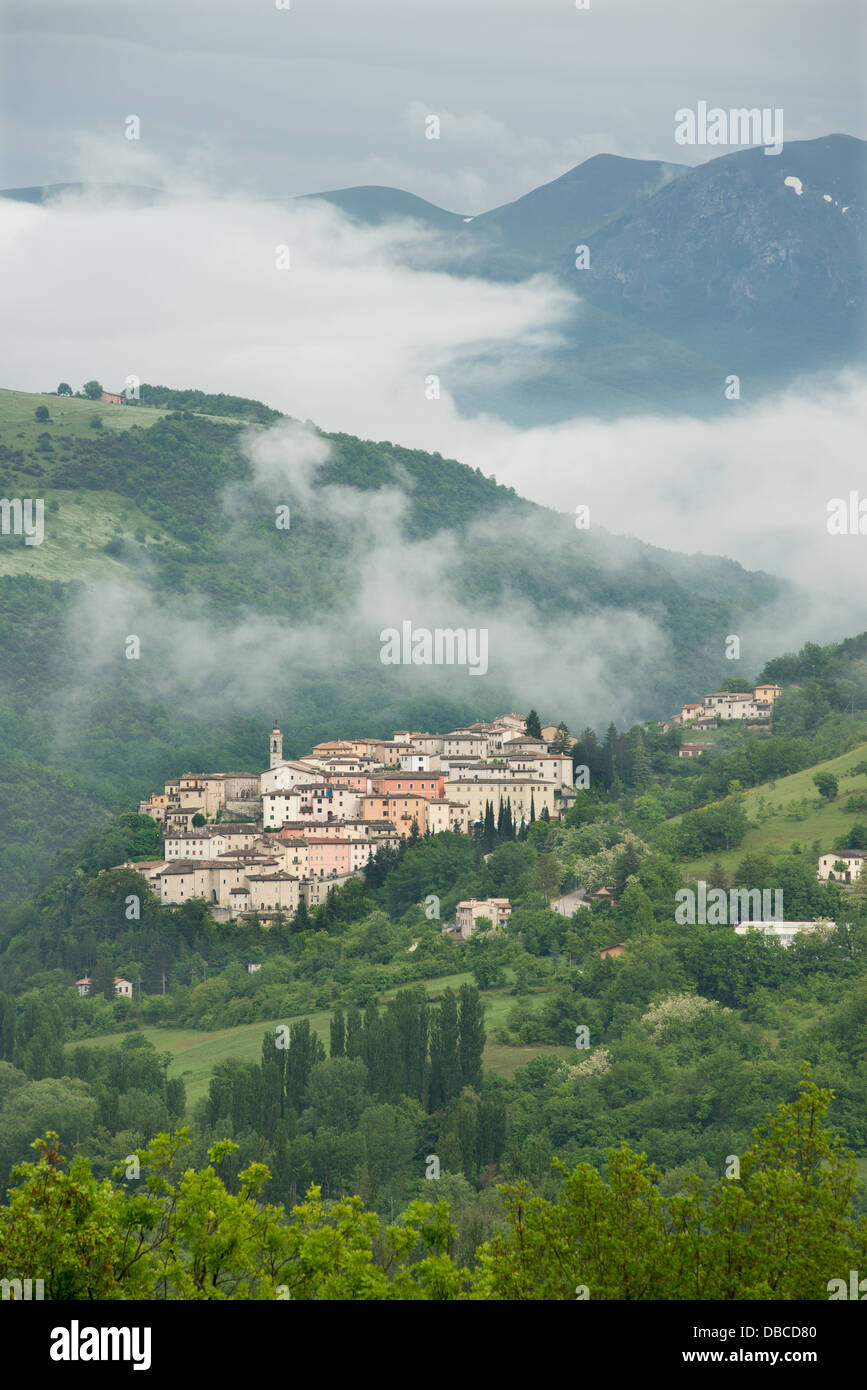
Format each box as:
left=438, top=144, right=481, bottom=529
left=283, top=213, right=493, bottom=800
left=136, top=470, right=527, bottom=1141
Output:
left=270, top=722, right=283, bottom=768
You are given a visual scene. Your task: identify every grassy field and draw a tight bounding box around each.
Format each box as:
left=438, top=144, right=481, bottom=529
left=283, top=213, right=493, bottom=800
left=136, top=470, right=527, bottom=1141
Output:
left=0, top=388, right=258, bottom=580
left=0, top=388, right=251, bottom=443
left=0, top=488, right=161, bottom=581
left=65, top=973, right=562, bottom=1108
left=680, top=739, right=867, bottom=879
left=0, top=387, right=168, bottom=442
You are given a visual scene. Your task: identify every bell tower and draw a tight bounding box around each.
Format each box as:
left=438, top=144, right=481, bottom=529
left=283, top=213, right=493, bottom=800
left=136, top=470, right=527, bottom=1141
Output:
left=270, top=722, right=283, bottom=769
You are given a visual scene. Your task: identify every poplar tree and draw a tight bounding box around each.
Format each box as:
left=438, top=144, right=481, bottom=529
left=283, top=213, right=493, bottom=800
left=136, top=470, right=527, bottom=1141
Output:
left=458, top=983, right=486, bottom=1090
left=330, top=1006, right=346, bottom=1058
left=428, top=989, right=461, bottom=1110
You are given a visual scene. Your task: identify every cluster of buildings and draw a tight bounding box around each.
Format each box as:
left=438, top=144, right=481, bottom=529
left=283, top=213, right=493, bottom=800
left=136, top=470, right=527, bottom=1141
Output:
left=130, top=713, right=576, bottom=925
left=662, top=683, right=782, bottom=756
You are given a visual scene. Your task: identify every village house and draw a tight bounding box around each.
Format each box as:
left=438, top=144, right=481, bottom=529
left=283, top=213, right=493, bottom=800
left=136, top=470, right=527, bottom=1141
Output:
left=540, top=724, right=577, bottom=748
left=425, top=799, right=471, bottom=835
left=594, top=886, right=619, bottom=907
left=370, top=773, right=445, bottom=799
left=493, top=713, right=526, bottom=733
left=365, top=739, right=414, bottom=765
left=272, top=837, right=310, bottom=876
left=498, top=733, right=550, bottom=755
left=244, top=871, right=300, bottom=914
left=507, top=752, right=574, bottom=784
left=260, top=760, right=325, bottom=796
left=304, top=836, right=378, bottom=877
left=678, top=742, right=714, bottom=759
left=454, top=898, right=512, bottom=939
left=406, top=733, right=445, bottom=756
left=753, top=684, right=782, bottom=704
left=817, top=850, right=866, bottom=882
left=444, top=776, right=559, bottom=823
left=399, top=750, right=442, bottom=773
left=680, top=703, right=704, bottom=723
left=442, top=731, right=487, bottom=759
left=360, top=793, right=428, bottom=838
left=76, top=976, right=133, bottom=997
left=276, top=819, right=397, bottom=846
left=138, top=792, right=169, bottom=822
left=99, top=390, right=124, bottom=405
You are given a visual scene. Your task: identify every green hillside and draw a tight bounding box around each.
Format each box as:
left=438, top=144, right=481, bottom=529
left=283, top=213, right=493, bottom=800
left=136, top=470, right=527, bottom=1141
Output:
left=63, top=974, right=567, bottom=1108
left=680, top=739, right=867, bottom=879
left=0, top=384, right=785, bottom=902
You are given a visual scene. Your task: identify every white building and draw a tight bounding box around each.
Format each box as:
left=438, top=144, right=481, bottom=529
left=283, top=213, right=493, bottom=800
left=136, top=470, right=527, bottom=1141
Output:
left=454, top=898, right=512, bottom=939
left=734, top=921, right=835, bottom=947
left=817, top=850, right=866, bottom=882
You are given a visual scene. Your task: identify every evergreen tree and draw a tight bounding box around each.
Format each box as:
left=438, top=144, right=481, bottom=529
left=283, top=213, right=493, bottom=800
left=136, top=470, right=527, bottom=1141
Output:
left=483, top=801, right=496, bottom=852
left=525, top=709, right=542, bottom=740
left=345, top=1005, right=364, bottom=1060
left=551, top=721, right=572, bottom=753
left=391, top=987, right=429, bottom=1103
left=260, top=1030, right=285, bottom=1139
left=330, top=1006, right=346, bottom=1058
left=89, top=957, right=116, bottom=1002
left=613, top=840, right=641, bottom=895
left=428, top=989, right=461, bottom=1110
left=627, top=727, right=652, bottom=790
left=602, top=722, right=619, bottom=789
left=292, top=897, right=311, bottom=933
left=458, top=983, right=486, bottom=1091
left=283, top=1018, right=326, bottom=1112
left=529, top=791, right=536, bottom=823
left=0, top=994, right=15, bottom=1061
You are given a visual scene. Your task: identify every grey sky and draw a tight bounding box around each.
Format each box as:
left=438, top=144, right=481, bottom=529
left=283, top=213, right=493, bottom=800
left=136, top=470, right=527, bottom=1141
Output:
left=2, top=0, right=865, bottom=210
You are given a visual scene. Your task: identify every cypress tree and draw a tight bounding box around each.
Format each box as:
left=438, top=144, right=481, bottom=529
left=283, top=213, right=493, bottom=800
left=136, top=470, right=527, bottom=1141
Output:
left=525, top=709, right=542, bottom=739
left=483, top=800, right=495, bottom=852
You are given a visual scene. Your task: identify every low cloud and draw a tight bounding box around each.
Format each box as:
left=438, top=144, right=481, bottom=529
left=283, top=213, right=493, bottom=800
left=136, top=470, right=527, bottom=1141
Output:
left=4, top=175, right=866, bottom=736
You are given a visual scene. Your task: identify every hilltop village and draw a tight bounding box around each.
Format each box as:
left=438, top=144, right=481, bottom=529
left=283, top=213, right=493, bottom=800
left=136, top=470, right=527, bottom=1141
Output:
left=117, top=681, right=850, bottom=954
left=132, top=714, right=578, bottom=928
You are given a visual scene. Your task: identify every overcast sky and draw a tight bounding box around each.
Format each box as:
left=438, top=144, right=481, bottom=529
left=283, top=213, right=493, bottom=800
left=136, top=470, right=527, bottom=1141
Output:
left=2, top=0, right=865, bottom=209
left=2, top=2, right=866, bottom=713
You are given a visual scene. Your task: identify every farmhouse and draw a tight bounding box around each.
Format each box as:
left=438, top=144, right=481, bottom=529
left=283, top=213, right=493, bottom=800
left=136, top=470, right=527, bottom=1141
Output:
left=454, top=898, right=512, bottom=939
left=817, top=850, right=866, bottom=882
